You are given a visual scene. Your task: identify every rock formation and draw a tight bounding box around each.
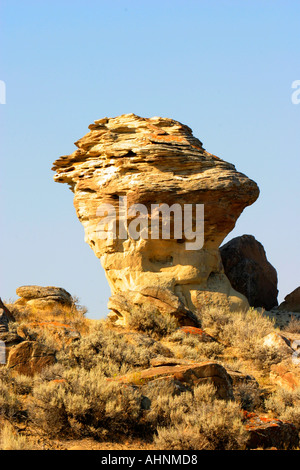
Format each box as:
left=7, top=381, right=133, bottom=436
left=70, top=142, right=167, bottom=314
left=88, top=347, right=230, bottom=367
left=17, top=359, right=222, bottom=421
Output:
left=7, top=340, right=56, bottom=376
left=52, top=114, right=259, bottom=325
left=220, top=235, right=278, bottom=310
left=278, top=287, right=300, bottom=313
left=0, top=298, right=14, bottom=333
left=15, top=286, right=73, bottom=311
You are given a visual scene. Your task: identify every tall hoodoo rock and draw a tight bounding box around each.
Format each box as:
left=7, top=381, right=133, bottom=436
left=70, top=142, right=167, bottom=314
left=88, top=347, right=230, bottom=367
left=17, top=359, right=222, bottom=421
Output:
left=52, top=114, right=259, bottom=324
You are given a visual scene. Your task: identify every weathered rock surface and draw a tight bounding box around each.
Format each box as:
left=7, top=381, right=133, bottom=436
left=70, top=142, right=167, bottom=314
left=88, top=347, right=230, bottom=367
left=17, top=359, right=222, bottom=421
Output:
left=109, top=361, right=234, bottom=400
left=243, top=411, right=299, bottom=449
left=108, top=287, right=200, bottom=327
left=0, top=298, right=14, bottom=333
left=220, top=235, right=278, bottom=310
left=15, top=285, right=73, bottom=310
left=278, top=286, right=300, bottom=313
left=270, top=361, right=300, bottom=390
left=7, top=340, right=56, bottom=376
left=262, top=332, right=293, bottom=355
left=52, top=114, right=259, bottom=324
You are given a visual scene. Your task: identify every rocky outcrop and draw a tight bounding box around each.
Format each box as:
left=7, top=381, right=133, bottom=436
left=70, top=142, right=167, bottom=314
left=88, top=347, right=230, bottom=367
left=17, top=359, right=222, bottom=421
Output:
left=52, top=114, right=259, bottom=325
left=15, top=285, right=73, bottom=310
left=110, top=361, right=234, bottom=400
left=278, top=287, right=300, bottom=313
left=243, top=411, right=299, bottom=449
left=0, top=298, right=14, bottom=333
left=220, top=235, right=278, bottom=310
left=7, top=340, right=56, bottom=376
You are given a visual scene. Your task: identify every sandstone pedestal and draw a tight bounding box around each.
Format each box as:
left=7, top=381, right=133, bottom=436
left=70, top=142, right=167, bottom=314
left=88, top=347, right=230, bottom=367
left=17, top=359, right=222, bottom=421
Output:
left=52, top=114, right=259, bottom=325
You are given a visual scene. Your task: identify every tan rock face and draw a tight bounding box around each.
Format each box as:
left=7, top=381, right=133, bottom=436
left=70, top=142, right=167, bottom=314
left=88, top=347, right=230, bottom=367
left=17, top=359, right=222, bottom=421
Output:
left=52, top=114, right=259, bottom=324
left=15, top=285, right=73, bottom=311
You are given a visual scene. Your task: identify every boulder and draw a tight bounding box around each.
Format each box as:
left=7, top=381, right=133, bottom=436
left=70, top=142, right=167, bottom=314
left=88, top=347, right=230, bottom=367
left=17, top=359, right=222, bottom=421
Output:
left=278, top=287, right=300, bottom=313
left=262, top=332, right=293, bottom=355
left=15, top=285, right=73, bottom=311
left=243, top=411, right=299, bottom=449
left=109, top=361, right=234, bottom=400
left=0, top=298, right=14, bottom=333
left=7, top=340, right=56, bottom=376
left=52, top=114, right=259, bottom=324
left=270, top=361, right=300, bottom=390
left=220, top=234, right=278, bottom=310
left=108, top=287, right=200, bottom=327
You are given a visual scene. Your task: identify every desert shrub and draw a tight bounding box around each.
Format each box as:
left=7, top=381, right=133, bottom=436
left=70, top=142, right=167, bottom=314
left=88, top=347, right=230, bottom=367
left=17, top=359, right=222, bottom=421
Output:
left=144, top=381, right=216, bottom=430
left=0, top=422, right=34, bottom=450
left=0, top=381, right=24, bottom=421
left=265, top=387, right=300, bottom=431
left=35, top=363, right=66, bottom=384
left=49, top=296, right=87, bottom=327
left=63, top=366, right=143, bottom=438
left=283, top=316, right=300, bottom=334
left=154, top=424, right=211, bottom=450
left=154, top=399, right=247, bottom=450
left=64, top=321, right=160, bottom=373
left=199, top=307, right=232, bottom=338
left=240, top=343, right=286, bottom=370
left=29, top=364, right=143, bottom=439
left=234, top=382, right=262, bottom=411
left=126, top=305, right=178, bottom=339
left=29, top=380, right=69, bottom=437
left=200, top=307, right=281, bottom=368
left=167, top=329, right=224, bottom=360
left=219, top=309, right=275, bottom=346
left=5, top=295, right=87, bottom=328
left=11, top=374, right=33, bottom=396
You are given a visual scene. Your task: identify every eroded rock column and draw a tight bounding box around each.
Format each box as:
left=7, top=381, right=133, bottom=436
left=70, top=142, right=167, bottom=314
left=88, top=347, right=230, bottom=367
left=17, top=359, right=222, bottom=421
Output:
left=52, top=114, right=259, bottom=325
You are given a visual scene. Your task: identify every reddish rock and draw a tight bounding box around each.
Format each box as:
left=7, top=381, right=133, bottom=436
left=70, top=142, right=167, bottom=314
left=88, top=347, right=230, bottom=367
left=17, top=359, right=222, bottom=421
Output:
left=179, top=326, right=216, bottom=342
left=270, top=362, right=300, bottom=390
left=7, top=340, right=56, bottom=376
left=243, top=411, right=299, bottom=449
left=220, top=235, right=278, bottom=310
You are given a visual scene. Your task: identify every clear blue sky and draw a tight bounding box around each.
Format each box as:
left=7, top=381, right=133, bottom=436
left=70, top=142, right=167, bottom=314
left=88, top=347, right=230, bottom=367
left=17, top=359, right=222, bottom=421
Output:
left=1, top=0, right=299, bottom=319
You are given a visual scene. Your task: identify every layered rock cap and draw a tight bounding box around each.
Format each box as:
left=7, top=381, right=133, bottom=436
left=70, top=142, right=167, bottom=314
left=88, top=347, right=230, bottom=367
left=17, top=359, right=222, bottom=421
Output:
left=52, top=114, right=259, bottom=324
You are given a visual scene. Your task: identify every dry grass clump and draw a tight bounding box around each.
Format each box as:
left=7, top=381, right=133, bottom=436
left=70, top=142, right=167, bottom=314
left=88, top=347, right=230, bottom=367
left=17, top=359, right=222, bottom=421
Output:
left=29, top=364, right=143, bottom=439
left=126, top=304, right=179, bottom=339
left=201, top=307, right=275, bottom=344
left=200, top=307, right=283, bottom=369
left=6, top=295, right=87, bottom=330
left=0, top=421, right=34, bottom=450
left=264, top=387, right=300, bottom=431
left=283, top=316, right=300, bottom=334
left=0, top=380, right=24, bottom=421
left=234, top=382, right=262, bottom=412
left=152, top=383, right=247, bottom=450
left=63, top=321, right=161, bottom=373
left=166, top=329, right=224, bottom=361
